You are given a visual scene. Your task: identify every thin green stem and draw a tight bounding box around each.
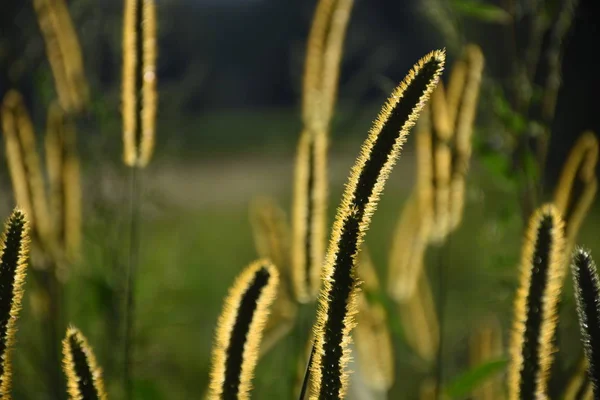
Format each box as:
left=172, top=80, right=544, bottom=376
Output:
left=123, top=166, right=141, bottom=400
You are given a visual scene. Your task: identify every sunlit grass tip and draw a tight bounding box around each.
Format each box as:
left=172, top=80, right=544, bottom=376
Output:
left=62, top=326, right=107, bottom=400
left=571, top=248, right=600, bottom=397
left=508, top=204, right=565, bottom=399
left=0, top=209, right=30, bottom=397
left=209, top=259, right=280, bottom=400
left=309, top=49, right=445, bottom=399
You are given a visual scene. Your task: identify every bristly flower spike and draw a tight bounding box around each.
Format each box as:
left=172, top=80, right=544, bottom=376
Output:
left=0, top=209, right=30, bottom=398
left=571, top=248, right=600, bottom=398
left=309, top=49, right=445, bottom=400
left=209, top=259, right=280, bottom=400
left=62, top=326, right=107, bottom=400
left=508, top=204, right=565, bottom=399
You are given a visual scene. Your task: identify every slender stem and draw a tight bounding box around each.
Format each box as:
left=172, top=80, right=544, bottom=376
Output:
left=298, top=342, right=315, bottom=400
left=123, top=166, right=141, bottom=399
left=435, top=238, right=449, bottom=399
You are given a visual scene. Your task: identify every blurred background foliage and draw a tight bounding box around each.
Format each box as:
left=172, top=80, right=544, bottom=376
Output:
left=0, top=0, right=599, bottom=398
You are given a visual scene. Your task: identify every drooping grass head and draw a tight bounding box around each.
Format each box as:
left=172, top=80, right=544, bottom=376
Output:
left=508, top=204, right=565, bottom=399
left=309, top=49, right=445, bottom=399
left=571, top=248, right=600, bottom=397
left=209, top=259, right=279, bottom=400
left=0, top=209, right=30, bottom=398
left=62, top=326, right=107, bottom=400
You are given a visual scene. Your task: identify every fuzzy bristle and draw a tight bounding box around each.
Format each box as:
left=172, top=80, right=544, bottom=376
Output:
left=309, top=49, right=445, bottom=399
left=209, top=260, right=280, bottom=400
left=508, top=204, right=565, bottom=399
left=0, top=209, right=30, bottom=397
left=571, top=248, right=600, bottom=397
left=62, top=326, right=107, bottom=400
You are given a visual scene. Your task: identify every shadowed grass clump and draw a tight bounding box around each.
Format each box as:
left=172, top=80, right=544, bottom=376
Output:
left=508, top=204, right=565, bottom=399
left=309, top=49, right=445, bottom=399
left=0, top=209, right=30, bottom=398
left=62, top=327, right=107, bottom=400
left=571, top=249, right=600, bottom=398
left=209, top=259, right=280, bottom=400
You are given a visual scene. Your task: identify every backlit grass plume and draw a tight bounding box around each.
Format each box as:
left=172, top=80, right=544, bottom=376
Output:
left=553, top=131, right=598, bottom=246
left=32, top=0, right=89, bottom=113
left=309, top=49, right=445, bottom=399
left=62, top=326, right=107, bottom=400
left=508, top=204, right=565, bottom=399
left=0, top=209, right=30, bottom=397
left=448, top=44, right=484, bottom=232
left=291, top=0, right=354, bottom=303
left=398, top=272, right=439, bottom=363
left=1, top=91, right=54, bottom=249
left=209, top=259, right=279, bottom=400
left=571, top=248, right=600, bottom=397
left=354, top=249, right=395, bottom=391
left=45, top=103, right=82, bottom=260
left=122, top=0, right=158, bottom=167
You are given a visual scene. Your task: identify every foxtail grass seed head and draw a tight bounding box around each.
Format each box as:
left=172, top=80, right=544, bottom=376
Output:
left=398, top=272, right=439, bottom=363
left=553, top=132, right=598, bottom=246
left=302, top=0, right=353, bottom=130
left=309, top=49, right=445, bottom=399
left=32, top=0, right=89, bottom=113
left=354, top=251, right=394, bottom=391
left=63, top=326, right=107, bottom=400
left=444, top=58, right=467, bottom=130
left=571, top=248, right=600, bottom=397
left=0, top=209, right=30, bottom=398
left=122, top=0, right=158, bottom=167
left=1, top=91, right=54, bottom=250
left=508, top=204, right=565, bottom=400
left=1, top=93, right=34, bottom=227
left=292, top=130, right=328, bottom=303
left=209, top=260, right=279, bottom=400
left=387, top=193, right=432, bottom=302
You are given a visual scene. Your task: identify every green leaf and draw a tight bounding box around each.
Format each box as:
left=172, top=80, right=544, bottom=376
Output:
left=452, top=0, right=512, bottom=24
left=444, top=358, right=507, bottom=399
